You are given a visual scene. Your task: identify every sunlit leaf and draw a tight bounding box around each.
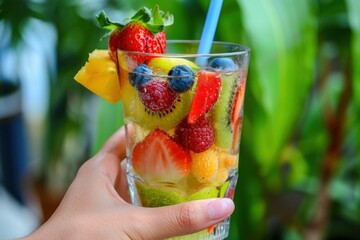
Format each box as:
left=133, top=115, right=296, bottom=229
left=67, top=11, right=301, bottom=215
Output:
left=345, top=0, right=360, bottom=223
left=346, top=0, right=360, bottom=108
left=237, top=0, right=317, bottom=180
left=279, top=144, right=308, bottom=186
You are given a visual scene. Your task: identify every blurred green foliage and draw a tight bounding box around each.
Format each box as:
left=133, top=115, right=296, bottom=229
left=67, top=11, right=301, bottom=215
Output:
left=1, top=0, right=359, bottom=239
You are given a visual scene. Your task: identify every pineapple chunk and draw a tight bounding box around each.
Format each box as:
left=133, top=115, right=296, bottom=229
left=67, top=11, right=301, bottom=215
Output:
left=74, top=49, right=121, bottom=103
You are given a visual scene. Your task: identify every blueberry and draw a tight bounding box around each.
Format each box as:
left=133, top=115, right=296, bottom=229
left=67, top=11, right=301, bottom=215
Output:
left=129, top=64, right=153, bottom=90
left=168, top=65, right=195, bottom=93
left=209, top=58, right=236, bottom=71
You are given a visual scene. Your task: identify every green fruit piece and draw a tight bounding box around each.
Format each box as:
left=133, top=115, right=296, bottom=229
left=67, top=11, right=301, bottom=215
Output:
left=211, top=71, right=241, bottom=149
left=219, top=181, right=230, bottom=198
left=188, top=186, right=219, bottom=200
left=136, top=182, right=186, bottom=207
left=121, top=69, right=192, bottom=131
left=148, top=57, right=199, bottom=74
left=167, top=229, right=210, bottom=240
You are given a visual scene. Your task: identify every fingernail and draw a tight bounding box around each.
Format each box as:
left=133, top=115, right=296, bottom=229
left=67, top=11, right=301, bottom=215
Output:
left=207, top=198, right=235, bottom=220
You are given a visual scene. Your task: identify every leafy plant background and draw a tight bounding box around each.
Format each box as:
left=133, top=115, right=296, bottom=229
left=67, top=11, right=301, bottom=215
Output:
left=1, top=0, right=359, bottom=239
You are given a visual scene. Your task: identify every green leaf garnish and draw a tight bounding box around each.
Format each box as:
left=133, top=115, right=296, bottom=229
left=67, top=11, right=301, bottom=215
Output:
left=96, top=5, right=174, bottom=36
left=161, top=10, right=174, bottom=27
left=151, top=5, right=163, bottom=25
left=131, top=6, right=151, bottom=23
left=144, top=23, right=164, bottom=33
left=96, top=11, right=123, bottom=30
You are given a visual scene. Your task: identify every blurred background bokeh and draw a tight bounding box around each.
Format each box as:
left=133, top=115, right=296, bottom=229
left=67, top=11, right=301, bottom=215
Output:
left=1, top=0, right=359, bottom=239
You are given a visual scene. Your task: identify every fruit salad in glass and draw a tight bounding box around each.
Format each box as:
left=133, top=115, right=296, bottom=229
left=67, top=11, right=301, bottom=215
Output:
left=75, top=6, right=250, bottom=240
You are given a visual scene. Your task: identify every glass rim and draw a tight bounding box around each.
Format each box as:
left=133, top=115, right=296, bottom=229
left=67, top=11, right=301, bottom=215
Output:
left=117, top=40, right=250, bottom=58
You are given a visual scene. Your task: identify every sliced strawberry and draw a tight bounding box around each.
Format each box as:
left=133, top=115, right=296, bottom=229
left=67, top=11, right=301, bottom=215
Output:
left=132, top=129, right=192, bottom=183
left=230, top=76, right=246, bottom=125
left=188, top=70, right=222, bottom=124
left=230, top=76, right=247, bottom=151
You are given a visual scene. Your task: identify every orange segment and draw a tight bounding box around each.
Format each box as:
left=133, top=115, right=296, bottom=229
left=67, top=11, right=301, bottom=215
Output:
left=74, top=49, right=121, bottom=103
left=219, top=152, right=236, bottom=169
left=216, top=167, right=229, bottom=185
left=190, top=146, right=219, bottom=183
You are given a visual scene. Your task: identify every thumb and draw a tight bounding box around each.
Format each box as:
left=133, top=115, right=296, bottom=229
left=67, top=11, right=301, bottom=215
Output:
left=135, top=198, right=235, bottom=240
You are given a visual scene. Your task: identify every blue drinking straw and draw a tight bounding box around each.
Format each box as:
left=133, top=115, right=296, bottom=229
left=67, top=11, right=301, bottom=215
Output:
left=196, top=0, right=224, bottom=65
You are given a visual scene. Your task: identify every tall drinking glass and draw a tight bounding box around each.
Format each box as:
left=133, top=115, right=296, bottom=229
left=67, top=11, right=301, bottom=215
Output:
left=117, top=40, right=250, bottom=240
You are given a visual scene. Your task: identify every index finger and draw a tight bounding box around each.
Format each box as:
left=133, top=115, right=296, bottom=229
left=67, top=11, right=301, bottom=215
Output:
left=93, top=124, right=134, bottom=193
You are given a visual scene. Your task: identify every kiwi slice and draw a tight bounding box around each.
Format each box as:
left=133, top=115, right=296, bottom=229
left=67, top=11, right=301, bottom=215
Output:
left=147, top=57, right=199, bottom=74
left=136, top=182, right=186, bottom=207
left=136, top=181, right=219, bottom=207
left=120, top=70, right=192, bottom=131
left=188, top=186, right=219, bottom=200
left=211, top=71, right=243, bottom=150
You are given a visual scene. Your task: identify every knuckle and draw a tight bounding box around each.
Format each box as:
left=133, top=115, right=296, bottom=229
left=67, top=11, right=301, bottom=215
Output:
left=77, top=158, right=95, bottom=176
left=175, top=204, right=198, bottom=228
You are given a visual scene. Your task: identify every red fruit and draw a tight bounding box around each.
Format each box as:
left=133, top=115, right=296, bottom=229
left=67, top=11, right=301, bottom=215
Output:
left=132, top=129, right=192, bottom=183
left=108, top=24, right=166, bottom=64
left=231, top=76, right=247, bottom=150
left=231, top=76, right=246, bottom=125
left=146, top=31, right=166, bottom=54
left=188, top=70, right=222, bottom=124
left=139, top=80, right=178, bottom=112
left=97, top=6, right=173, bottom=63
left=175, top=116, right=215, bottom=153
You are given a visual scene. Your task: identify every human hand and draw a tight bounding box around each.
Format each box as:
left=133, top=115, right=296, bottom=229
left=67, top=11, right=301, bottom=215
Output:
left=22, top=125, right=234, bottom=240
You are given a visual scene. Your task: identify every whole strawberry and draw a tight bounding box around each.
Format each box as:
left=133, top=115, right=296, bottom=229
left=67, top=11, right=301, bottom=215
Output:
left=96, top=5, right=173, bottom=63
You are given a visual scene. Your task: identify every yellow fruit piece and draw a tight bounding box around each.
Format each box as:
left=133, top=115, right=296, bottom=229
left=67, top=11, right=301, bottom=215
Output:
left=148, top=57, right=199, bottom=74
left=216, top=167, right=229, bottom=185
left=74, top=49, right=121, bottom=103
left=191, top=147, right=219, bottom=183
left=219, top=151, right=237, bottom=169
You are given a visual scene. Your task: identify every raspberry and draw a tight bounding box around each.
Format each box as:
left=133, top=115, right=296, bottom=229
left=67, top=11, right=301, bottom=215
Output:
left=175, top=116, right=215, bottom=153
left=139, top=80, right=178, bottom=112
